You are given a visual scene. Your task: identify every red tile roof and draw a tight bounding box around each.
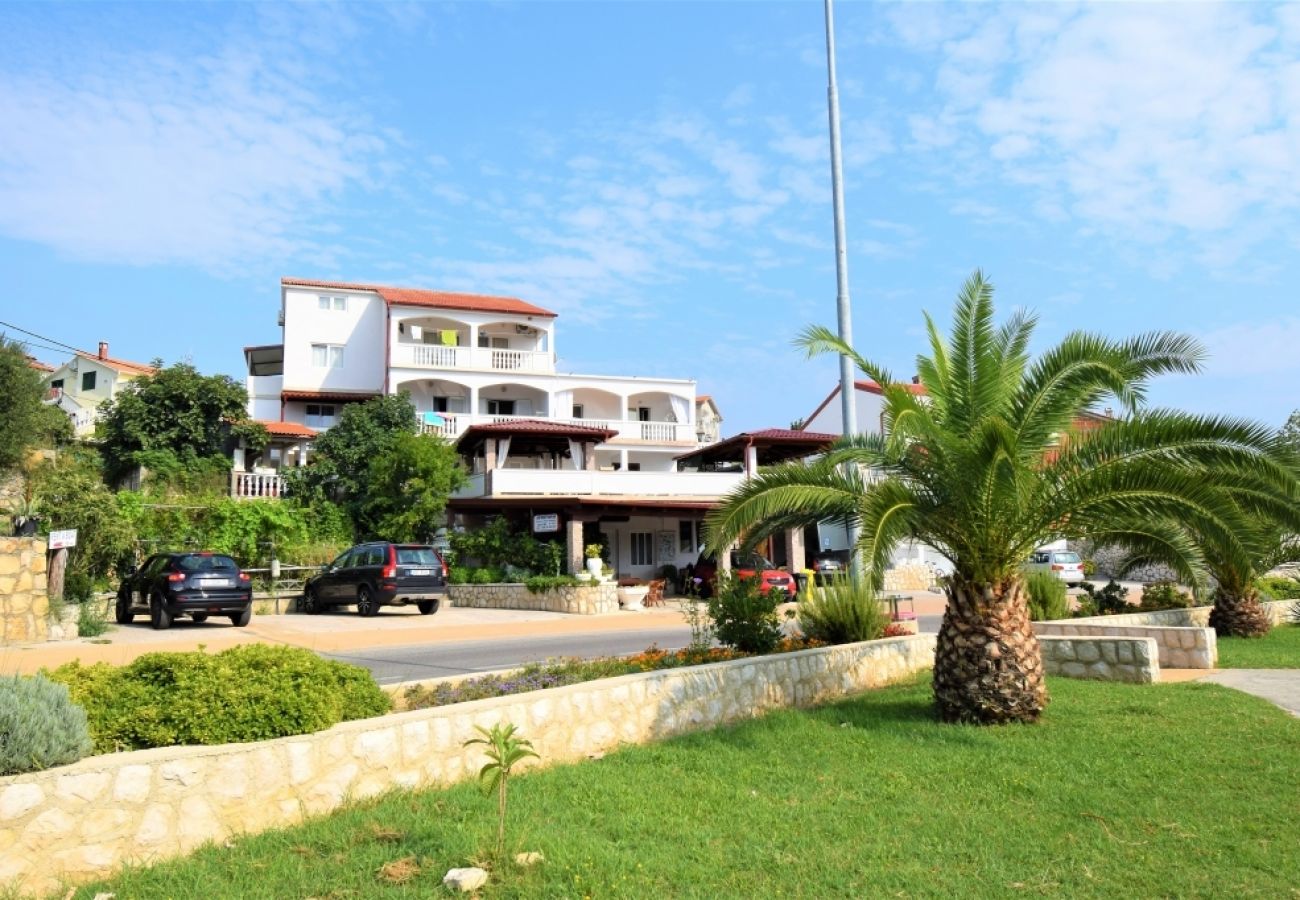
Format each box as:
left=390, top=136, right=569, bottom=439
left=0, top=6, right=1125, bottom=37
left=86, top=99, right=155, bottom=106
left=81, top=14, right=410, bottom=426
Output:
left=25, top=356, right=54, bottom=373
left=675, top=428, right=838, bottom=466
left=281, top=278, right=557, bottom=318
left=73, top=351, right=156, bottom=377
left=254, top=420, right=318, bottom=439
left=459, top=418, right=618, bottom=441
left=281, top=389, right=380, bottom=403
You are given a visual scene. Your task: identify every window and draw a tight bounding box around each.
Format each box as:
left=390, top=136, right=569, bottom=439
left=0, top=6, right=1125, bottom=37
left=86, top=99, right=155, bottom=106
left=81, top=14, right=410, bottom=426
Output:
left=627, top=463, right=641, bottom=472
left=318, top=295, right=347, bottom=311
left=50, top=378, right=63, bottom=390
left=572, top=404, right=584, bottom=419
left=81, top=370, right=97, bottom=391
left=679, top=519, right=695, bottom=553
left=637, top=407, right=651, bottom=422
left=397, top=547, right=440, bottom=566
left=478, top=334, right=509, bottom=349
left=432, top=397, right=449, bottom=413
left=487, top=399, right=515, bottom=416
left=630, top=532, right=654, bottom=566
left=306, top=404, right=337, bottom=428
left=311, top=344, right=344, bottom=368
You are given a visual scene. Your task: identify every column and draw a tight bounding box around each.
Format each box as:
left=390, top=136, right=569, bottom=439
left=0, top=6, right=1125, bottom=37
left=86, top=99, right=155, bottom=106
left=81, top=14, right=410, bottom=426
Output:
left=784, top=527, right=806, bottom=573
left=619, top=447, right=629, bottom=470
left=584, top=442, right=597, bottom=471
left=469, top=385, right=480, bottom=419
left=566, top=516, right=585, bottom=575
left=744, top=442, right=759, bottom=478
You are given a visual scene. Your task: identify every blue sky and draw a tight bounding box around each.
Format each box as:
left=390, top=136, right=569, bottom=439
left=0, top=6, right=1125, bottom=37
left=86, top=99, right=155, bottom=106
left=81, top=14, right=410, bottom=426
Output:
left=2, top=2, right=1298, bottom=432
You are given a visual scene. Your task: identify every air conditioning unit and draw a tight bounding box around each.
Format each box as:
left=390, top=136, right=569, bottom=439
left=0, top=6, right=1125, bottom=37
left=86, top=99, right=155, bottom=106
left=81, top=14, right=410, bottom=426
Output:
left=515, top=324, right=536, bottom=335
left=277, top=309, right=285, bottom=326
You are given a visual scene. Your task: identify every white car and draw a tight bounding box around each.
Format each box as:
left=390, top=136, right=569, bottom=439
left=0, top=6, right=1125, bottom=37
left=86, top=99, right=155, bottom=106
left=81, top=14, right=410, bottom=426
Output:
left=1024, top=550, right=1086, bottom=587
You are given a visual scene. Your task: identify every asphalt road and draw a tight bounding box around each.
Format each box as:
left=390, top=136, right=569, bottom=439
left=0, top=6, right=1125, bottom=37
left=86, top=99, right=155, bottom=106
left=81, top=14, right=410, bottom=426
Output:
left=327, top=614, right=945, bottom=684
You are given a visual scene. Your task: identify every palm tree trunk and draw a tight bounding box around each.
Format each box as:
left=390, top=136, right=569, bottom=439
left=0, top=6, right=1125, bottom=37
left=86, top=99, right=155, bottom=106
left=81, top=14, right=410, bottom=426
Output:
left=934, top=577, right=1046, bottom=724
left=1208, top=590, right=1272, bottom=638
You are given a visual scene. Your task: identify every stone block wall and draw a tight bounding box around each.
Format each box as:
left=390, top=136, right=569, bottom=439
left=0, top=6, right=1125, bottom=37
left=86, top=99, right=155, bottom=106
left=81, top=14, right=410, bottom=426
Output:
left=450, top=582, right=618, bottom=615
left=0, top=634, right=936, bottom=895
left=0, top=537, right=48, bottom=644
left=1034, top=621, right=1215, bottom=669
left=882, top=564, right=933, bottom=592
left=1038, top=635, right=1159, bottom=683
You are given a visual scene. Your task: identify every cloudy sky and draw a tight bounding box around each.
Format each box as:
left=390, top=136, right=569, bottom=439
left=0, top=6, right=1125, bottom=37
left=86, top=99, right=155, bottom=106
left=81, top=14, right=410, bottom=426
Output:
left=2, top=2, right=1298, bottom=431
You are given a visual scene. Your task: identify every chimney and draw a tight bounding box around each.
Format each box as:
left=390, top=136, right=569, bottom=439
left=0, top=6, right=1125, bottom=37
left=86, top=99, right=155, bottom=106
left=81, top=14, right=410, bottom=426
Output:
left=911, top=375, right=921, bottom=384
left=98, top=341, right=108, bottom=360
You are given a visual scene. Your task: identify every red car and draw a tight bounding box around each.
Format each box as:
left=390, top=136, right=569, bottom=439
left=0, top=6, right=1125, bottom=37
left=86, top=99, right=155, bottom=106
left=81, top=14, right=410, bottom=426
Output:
left=692, top=551, right=795, bottom=598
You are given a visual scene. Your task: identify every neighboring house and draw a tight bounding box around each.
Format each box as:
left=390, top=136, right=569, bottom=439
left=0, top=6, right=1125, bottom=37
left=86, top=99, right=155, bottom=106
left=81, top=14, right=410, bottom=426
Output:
left=40, top=342, right=157, bottom=438
left=25, top=356, right=54, bottom=374
left=694, top=394, right=723, bottom=444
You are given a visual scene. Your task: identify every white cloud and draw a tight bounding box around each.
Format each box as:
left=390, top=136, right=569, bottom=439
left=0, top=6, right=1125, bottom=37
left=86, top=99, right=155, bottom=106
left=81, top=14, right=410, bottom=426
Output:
left=0, top=32, right=386, bottom=271
left=1200, top=317, right=1300, bottom=377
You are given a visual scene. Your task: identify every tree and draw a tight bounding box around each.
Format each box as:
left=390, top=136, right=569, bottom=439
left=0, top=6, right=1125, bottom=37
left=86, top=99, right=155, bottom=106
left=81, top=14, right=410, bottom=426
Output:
left=361, top=431, right=467, bottom=541
left=706, top=271, right=1298, bottom=725
left=0, top=336, right=71, bottom=472
left=30, top=447, right=136, bottom=581
left=1280, top=409, right=1300, bottom=453
left=96, top=361, right=266, bottom=485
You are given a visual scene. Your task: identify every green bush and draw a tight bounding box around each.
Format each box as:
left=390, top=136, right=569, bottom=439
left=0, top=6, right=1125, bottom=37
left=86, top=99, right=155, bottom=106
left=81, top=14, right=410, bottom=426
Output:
left=525, top=575, right=582, bottom=593
left=1255, top=575, right=1300, bottom=600
left=448, top=566, right=470, bottom=585
left=797, top=576, right=888, bottom=644
left=1139, top=580, right=1193, bottom=611
left=1025, top=571, right=1070, bottom=621
left=48, top=645, right=390, bottom=754
left=1077, top=580, right=1130, bottom=617
left=77, top=600, right=110, bottom=638
left=707, top=571, right=782, bottom=654
left=467, top=566, right=509, bottom=585
left=450, top=517, right=563, bottom=575
left=0, top=673, right=92, bottom=775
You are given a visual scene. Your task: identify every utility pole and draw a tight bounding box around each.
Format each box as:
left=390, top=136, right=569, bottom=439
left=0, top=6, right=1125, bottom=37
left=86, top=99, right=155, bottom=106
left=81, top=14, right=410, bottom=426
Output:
left=824, top=0, right=863, bottom=576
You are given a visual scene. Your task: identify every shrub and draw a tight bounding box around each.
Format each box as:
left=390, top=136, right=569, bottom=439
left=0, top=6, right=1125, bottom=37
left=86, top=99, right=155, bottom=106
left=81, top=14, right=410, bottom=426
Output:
left=1254, top=575, right=1300, bottom=600
left=1139, top=580, right=1193, bottom=611
left=525, top=574, right=581, bottom=593
left=48, top=645, right=390, bottom=754
left=468, top=566, right=511, bottom=585
left=1025, top=571, right=1070, bottom=621
left=77, top=600, right=110, bottom=638
left=63, top=571, right=95, bottom=603
left=707, top=571, right=782, bottom=654
left=1077, top=580, right=1130, bottom=617
left=797, top=577, right=888, bottom=644
left=0, top=674, right=92, bottom=775
left=448, top=566, right=470, bottom=585
left=1081, top=558, right=1098, bottom=578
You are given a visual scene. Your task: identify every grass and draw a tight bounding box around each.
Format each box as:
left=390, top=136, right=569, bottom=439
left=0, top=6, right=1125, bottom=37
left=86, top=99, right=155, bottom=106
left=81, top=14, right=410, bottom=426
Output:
left=68, top=675, right=1299, bottom=899
left=1217, top=623, right=1300, bottom=669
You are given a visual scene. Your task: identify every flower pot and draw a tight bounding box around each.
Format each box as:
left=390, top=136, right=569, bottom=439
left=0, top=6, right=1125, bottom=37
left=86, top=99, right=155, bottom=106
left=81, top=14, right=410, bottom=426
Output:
left=618, top=585, right=649, bottom=611
left=586, top=557, right=603, bottom=577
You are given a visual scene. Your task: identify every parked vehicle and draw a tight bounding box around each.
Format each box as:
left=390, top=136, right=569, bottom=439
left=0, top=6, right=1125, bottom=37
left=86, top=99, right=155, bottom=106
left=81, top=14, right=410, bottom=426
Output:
left=116, top=552, right=253, bottom=630
left=1023, top=550, right=1086, bottom=587
left=302, top=542, right=448, bottom=617
left=811, top=554, right=845, bottom=585
left=693, top=551, right=796, bottom=598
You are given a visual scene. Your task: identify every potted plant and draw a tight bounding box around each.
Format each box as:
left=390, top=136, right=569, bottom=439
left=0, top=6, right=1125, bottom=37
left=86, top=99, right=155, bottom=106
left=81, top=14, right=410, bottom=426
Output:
left=584, top=543, right=604, bottom=578
left=7, top=495, right=41, bottom=537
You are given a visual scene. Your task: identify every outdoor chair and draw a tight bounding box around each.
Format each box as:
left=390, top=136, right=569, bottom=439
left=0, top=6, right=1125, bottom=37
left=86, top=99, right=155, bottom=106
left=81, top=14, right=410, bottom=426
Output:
left=645, top=579, right=666, bottom=607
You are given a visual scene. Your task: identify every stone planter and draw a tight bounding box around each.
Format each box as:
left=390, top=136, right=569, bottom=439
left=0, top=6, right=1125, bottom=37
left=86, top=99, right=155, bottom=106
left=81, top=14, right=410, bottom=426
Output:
left=45, top=603, right=80, bottom=641
left=618, top=585, right=649, bottom=611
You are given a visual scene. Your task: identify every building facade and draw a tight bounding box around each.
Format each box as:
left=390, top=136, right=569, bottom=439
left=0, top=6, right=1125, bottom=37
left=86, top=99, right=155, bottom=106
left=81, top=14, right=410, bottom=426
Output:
left=39, top=342, right=156, bottom=437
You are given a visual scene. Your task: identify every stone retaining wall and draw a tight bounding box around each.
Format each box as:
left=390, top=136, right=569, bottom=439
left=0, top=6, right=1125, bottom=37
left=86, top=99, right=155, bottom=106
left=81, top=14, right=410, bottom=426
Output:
left=882, top=563, right=932, bottom=592
left=1066, top=600, right=1291, bottom=629
left=1038, top=635, right=1159, bottom=683
left=0, top=537, right=48, bottom=644
left=1034, top=621, right=1215, bottom=669
left=449, top=581, right=618, bottom=615
left=0, top=634, right=936, bottom=895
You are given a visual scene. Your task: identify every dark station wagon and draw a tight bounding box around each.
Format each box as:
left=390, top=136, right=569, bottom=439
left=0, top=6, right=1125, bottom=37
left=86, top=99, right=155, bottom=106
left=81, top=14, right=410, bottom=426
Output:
left=302, top=542, right=448, bottom=617
left=116, top=551, right=254, bottom=630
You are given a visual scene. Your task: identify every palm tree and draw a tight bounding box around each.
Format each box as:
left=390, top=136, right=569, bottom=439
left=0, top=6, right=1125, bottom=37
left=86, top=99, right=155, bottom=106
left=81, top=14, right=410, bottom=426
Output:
left=706, top=272, right=1299, bottom=724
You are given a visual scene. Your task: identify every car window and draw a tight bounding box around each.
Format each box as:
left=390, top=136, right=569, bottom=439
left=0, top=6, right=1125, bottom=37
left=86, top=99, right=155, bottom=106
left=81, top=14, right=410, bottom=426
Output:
left=397, top=547, right=439, bottom=566
left=1053, top=552, right=1081, bottom=564
left=1031, top=552, right=1048, bottom=564
left=177, top=554, right=239, bottom=573
left=330, top=549, right=355, bottom=569
left=146, top=555, right=172, bottom=576
left=358, top=546, right=383, bottom=567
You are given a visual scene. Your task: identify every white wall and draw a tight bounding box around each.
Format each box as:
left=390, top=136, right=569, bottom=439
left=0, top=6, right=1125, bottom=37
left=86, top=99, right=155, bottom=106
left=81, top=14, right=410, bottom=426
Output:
left=282, top=287, right=386, bottom=393
left=247, top=374, right=282, bottom=420
left=804, top=386, right=886, bottom=437
left=601, top=514, right=701, bottom=577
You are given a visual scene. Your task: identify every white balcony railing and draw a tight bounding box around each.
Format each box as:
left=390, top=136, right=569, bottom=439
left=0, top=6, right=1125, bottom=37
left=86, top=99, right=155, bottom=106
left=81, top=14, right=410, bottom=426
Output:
left=231, top=471, right=286, bottom=500
left=392, top=343, right=554, bottom=374
left=417, top=413, right=692, bottom=443
left=454, top=468, right=744, bottom=500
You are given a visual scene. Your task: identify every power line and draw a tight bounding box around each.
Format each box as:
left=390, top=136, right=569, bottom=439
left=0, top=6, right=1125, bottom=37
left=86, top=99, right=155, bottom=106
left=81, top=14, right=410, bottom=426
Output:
left=0, top=319, right=84, bottom=355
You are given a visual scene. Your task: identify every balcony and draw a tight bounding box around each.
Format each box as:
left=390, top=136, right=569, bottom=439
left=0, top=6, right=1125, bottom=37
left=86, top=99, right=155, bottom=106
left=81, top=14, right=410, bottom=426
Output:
left=417, top=413, right=694, bottom=443
left=231, top=471, right=286, bottom=500
left=453, top=468, right=743, bottom=500
left=392, top=342, right=554, bottom=374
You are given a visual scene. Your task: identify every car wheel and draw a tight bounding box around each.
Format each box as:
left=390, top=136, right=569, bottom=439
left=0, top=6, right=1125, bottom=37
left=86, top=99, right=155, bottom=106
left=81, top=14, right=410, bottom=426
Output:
left=417, top=599, right=440, bottom=615
left=356, top=585, right=379, bottom=618
left=300, top=587, right=321, bottom=615
left=114, top=596, right=133, bottom=625
left=190, top=612, right=208, bottom=623
left=149, top=591, right=172, bottom=630
left=229, top=606, right=252, bottom=627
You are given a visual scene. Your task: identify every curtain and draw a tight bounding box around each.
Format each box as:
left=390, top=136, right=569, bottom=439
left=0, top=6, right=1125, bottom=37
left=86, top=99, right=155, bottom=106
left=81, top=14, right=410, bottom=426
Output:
left=668, top=394, right=690, bottom=427
left=497, top=437, right=512, bottom=467
left=567, top=438, right=583, bottom=470
left=553, top=390, right=574, bottom=419
left=409, top=325, right=423, bottom=342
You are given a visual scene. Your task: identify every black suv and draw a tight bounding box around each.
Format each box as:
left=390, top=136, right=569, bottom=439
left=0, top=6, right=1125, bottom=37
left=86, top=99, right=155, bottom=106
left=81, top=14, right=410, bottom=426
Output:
left=117, top=552, right=253, bottom=630
left=302, top=542, right=447, bottom=617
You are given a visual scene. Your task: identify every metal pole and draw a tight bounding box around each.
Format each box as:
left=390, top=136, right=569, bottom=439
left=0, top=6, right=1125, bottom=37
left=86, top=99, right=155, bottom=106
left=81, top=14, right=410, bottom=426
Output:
left=824, top=0, right=863, bottom=576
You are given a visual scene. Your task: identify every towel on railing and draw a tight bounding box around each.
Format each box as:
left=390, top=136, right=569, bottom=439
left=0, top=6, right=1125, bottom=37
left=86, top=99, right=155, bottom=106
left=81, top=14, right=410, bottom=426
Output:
left=440, top=329, right=458, bottom=346
left=422, top=411, right=446, bottom=426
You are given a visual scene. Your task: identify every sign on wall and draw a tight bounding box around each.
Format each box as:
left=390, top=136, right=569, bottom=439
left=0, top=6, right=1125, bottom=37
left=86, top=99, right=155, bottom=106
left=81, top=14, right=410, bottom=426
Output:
left=48, top=529, right=78, bottom=550
left=533, top=513, right=559, bottom=533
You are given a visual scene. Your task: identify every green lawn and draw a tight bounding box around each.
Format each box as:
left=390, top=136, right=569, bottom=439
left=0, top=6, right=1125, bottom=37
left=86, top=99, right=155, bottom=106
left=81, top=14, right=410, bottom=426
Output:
left=1217, top=623, right=1300, bottom=669
left=72, top=677, right=1299, bottom=899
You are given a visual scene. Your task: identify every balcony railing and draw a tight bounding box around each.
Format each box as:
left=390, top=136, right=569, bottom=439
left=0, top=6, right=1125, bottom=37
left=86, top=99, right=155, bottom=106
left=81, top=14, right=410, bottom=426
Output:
left=231, top=471, right=286, bottom=500
left=392, top=343, right=554, bottom=374
left=417, top=413, right=693, bottom=443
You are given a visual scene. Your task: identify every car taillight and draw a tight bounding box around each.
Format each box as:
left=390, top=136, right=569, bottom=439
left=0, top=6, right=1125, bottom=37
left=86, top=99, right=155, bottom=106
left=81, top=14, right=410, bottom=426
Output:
left=382, top=545, right=397, bottom=580
left=238, top=572, right=250, bottom=582
left=168, top=572, right=185, bottom=583
left=439, top=552, right=448, bottom=579
left=1051, top=564, right=1064, bottom=571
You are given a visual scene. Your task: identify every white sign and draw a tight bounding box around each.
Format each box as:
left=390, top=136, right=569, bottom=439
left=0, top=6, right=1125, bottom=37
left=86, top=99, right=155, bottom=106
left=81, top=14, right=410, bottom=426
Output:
left=532, top=513, right=559, bottom=533
left=48, top=529, right=77, bottom=550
